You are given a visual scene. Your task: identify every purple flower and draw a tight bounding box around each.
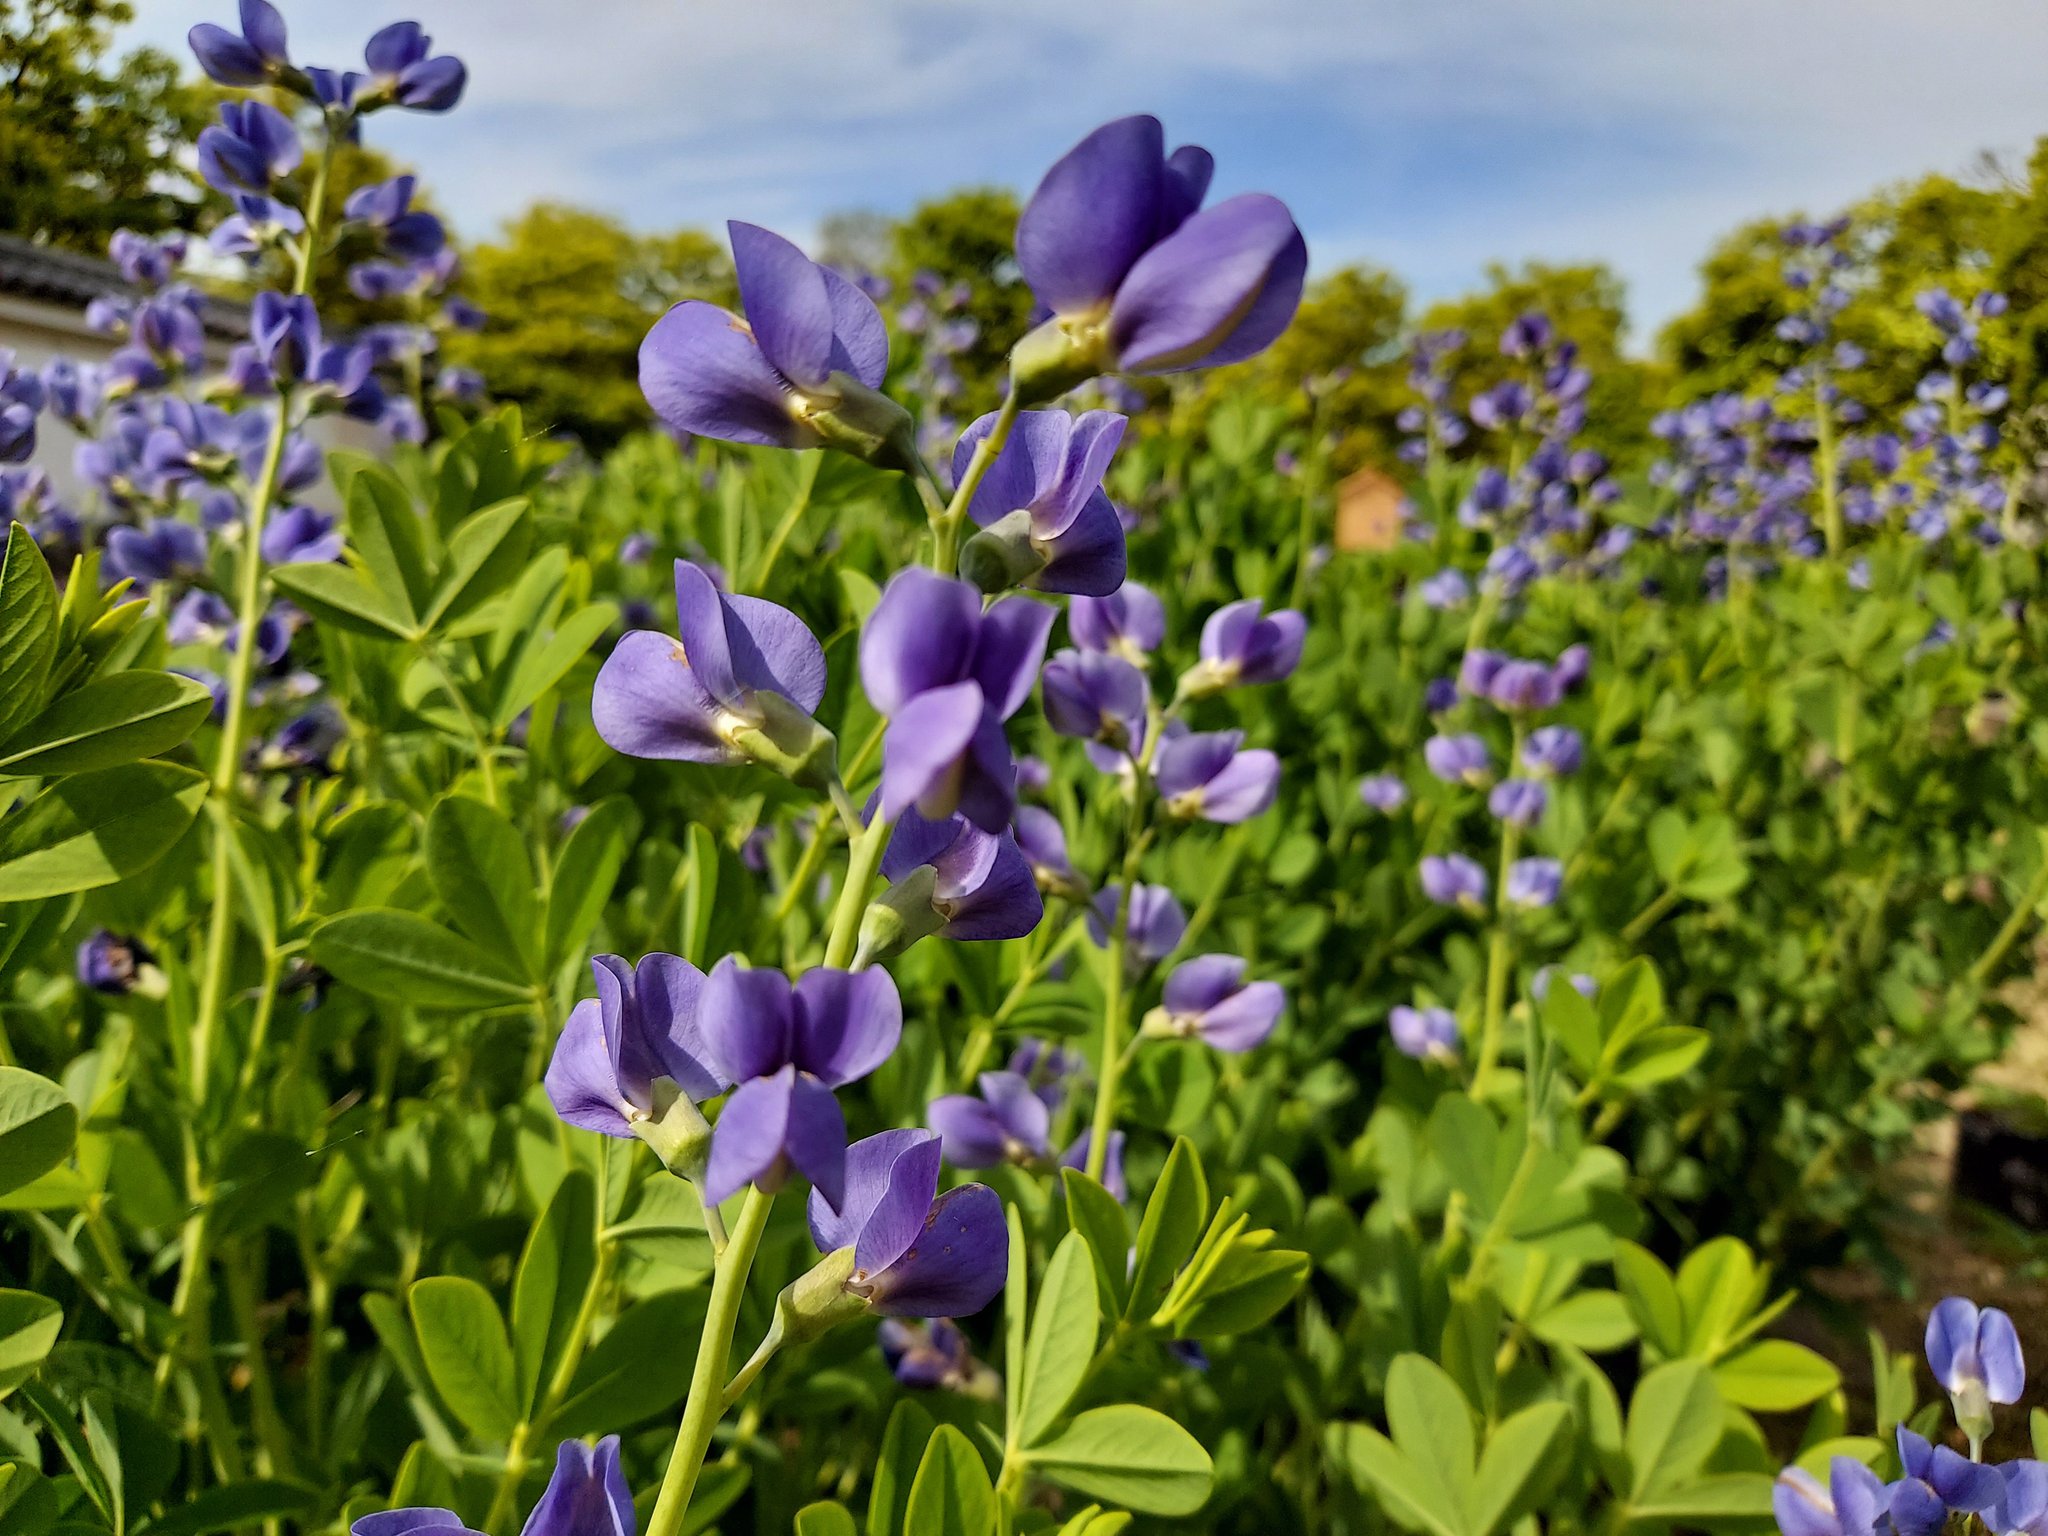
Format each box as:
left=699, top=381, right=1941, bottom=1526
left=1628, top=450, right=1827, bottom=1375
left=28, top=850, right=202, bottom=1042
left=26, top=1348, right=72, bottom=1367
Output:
left=77, top=931, right=151, bottom=995
left=592, top=560, right=829, bottom=781
left=1148, top=954, right=1283, bottom=1052
left=1522, top=726, right=1583, bottom=777
left=1770, top=1458, right=1889, bottom=1536
left=1186, top=598, right=1305, bottom=695
left=260, top=505, right=342, bottom=565
left=1088, top=882, right=1186, bottom=964
left=1008, top=1039, right=1084, bottom=1109
left=1013, top=115, right=1305, bottom=392
left=352, top=1435, right=626, bottom=1536
left=1505, top=857, right=1563, bottom=909
left=698, top=961, right=902, bottom=1210
left=1488, top=779, right=1547, bottom=828
left=859, top=569, right=1053, bottom=831
left=928, top=1071, right=1051, bottom=1168
left=105, top=518, right=207, bottom=589
left=1425, top=676, right=1458, bottom=714
left=807, top=1129, right=1006, bottom=1318
left=1423, top=733, right=1491, bottom=786
left=1893, top=1427, right=2002, bottom=1518
left=1060, top=1130, right=1126, bottom=1201
left=869, top=810, right=1043, bottom=954
left=197, top=101, right=301, bottom=195
left=1013, top=806, right=1087, bottom=900
left=1486, top=660, right=1562, bottom=713
left=1991, top=1462, right=2048, bottom=1536
left=1553, top=643, right=1592, bottom=693
left=1925, top=1296, right=2024, bottom=1415
left=1041, top=648, right=1147, bottom=748
left=1358, top=773, right=1408, bottom=813
left=1069, top=582, right=1165, bottom=661
left=169, top=590, right=234, bottom=646
left=1154, top=728, right=1280, bottom=822
left=364, top=22, right=467, bottom=111
left=956, top=409, right=1127, bottom=596
left=544, top=954, right=726, bottom=1140
left=1418, top=568, right=1471, bottom=609
left=1459, top=649, right=1506, bottom=698
left=640, top=222, right=897, bottom=456
left=879, top=1319, right=994, bottom=1395
left=619, top=532, right=655, bottom=566
left=1419, top=854, right=1488, bottom=910
left=1389, top=1005, right=1458, bottom=1062
left=188, top=0, right=290, bottom=87
left=344, top=176, right=445, bottom=259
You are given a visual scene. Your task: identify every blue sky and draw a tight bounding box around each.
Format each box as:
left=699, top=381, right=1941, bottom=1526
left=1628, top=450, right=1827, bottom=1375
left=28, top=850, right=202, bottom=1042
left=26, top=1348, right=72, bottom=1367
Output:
left=130, top=0, right=2048, bottom=346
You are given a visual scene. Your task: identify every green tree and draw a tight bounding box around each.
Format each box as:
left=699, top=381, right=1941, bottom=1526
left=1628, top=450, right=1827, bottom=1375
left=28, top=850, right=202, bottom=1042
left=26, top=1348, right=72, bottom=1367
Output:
left=0, top=0, right=208, bottom=250
left=447, top=203, right=733, bottom=447
left=887, top=186, right=1034, bottom=415
left=1235, top=263, right=1411, bottom=475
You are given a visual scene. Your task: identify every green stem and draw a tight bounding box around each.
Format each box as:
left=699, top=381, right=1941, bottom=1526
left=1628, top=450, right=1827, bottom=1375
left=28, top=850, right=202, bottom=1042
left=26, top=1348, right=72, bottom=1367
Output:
left=823, top=811, right=892, bottom=970
left=1468, top=815, right=1522, bottom=1100
left=1969, top=853, right=2048, bottom=985
left=1620, top=886, right=1683, bottom=947
left=642, top=1188, right=775, bottom=1536
left=1814, top=369, right=1842, bottom=558
left=750, top=456, right=820, bottom=592
left=933, top=387, right=1020, bottom=572
left=422, top=646, right=502, bottom=808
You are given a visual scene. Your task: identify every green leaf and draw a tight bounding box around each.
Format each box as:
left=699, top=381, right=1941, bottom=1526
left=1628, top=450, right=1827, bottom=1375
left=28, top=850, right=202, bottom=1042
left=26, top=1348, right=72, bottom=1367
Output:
left=1471, top=1403, right=1572, bottom=1536
left=1029, top=1404, right=1213, bottom=1517
left=1542, top=977, right=1603, bottom=1078
left=0, top=1288, right=62, bottom=1398
left=1002, top=1202, right=1026, bottom=1438
left=1385, top=1354, right=1476, bottom=1526
left=1610, top=1027, right=1711, bottom=1090
left=0, top=761, right=207, bottom=899
left=347, top=467, right=433, bottom=624
left=425, top=795, right=540, bottom=977
left=309, top=909, right=531, bottom=1010
left=0, top=524, right=58, bottom=749
left=1061, top=1169, right=1131, bottom=1317
left=1625, top=1360, right=1723, bottom=1498
left=512, top=1170, right=596, bottom=1421
left=904, top=1424, right=994, bottom=1536
left=133, top=1479, right=321, bottom=1536
left=1327, top=1423, right=1464, bottom=1536
left=1529, top=1290, right=1639, bottom=1352
left=867, top=1399, right=935, bottom=1536
left=428, top=498, right=533, bottom=628
left=1714, top=1339, right=1840, bottom=1411
left=545, top=796, right=639, bottom=968
left=552, top=1289, right=707, bottom=1438
left=489, top=599, right=616, bottom=731
left=1613, top=1241, right=1685, bottom=1359
left=1018, top=1233, right=1098, bottom=1447
left=1624, top=1472, right=1775, bottom=1528
left=0, top=1069, right=77, bottom=1201
left=271, top=562, right=419, bottom=641
left=0, top=670, right=211, bottom=777
left=794, top=1504, right=859, bottom=1536
left=1127, top=1136, right=1207, bottom=1321
left=20, top=1380, right=114, bottom=1524
left=1168, top=1242, right=1310, bottom=1339
left=407, top=1276, right=520, bottom=1444
left=1674, top=1237, right=1762, bottom=1358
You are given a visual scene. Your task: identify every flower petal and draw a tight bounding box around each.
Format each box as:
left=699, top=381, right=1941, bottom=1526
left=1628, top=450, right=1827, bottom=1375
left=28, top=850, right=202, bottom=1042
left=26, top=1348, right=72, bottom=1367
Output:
left=640, top=300, right=803, bottom=449
left=543, top=1000, right=632, bottom=1137
left=730, top=222, right=835, bottom=391
left=699, top=958, right=795, bottom=1085
left=519, top=1437, right=632, bottom=1536
left=792, top=967, right=903, bottom=1088
left=633, top=952, right=727, bottom=1100
left=809, top=1126, right=932, bottom=1252
left=972, top=597, right=1056, bottom=720
left=867, top=1184, right=1008, bottom=1318
left=978, top=1071, right=1050, bottom=1154
left=783, top=1071, right=848, bottom=1212
left=852, top=1132, right=944, bottom=1277
left=821, top=264, right=889, bottom=388
left=592, top=630, right=738, bottom=764
left=671, top=560, right=739, bottom=704
left=879, top=681, right=984, bottom=822
left=1198, top=748, right=1281, bottom=822
left=1109, top=194, right=1305, bottom=373
left=1198, top=979, right=1285, bottom=1052
left=724, top=591, right=828, bottom=713
left=703, top=1067, right=793, bottom=1206
left=1033, top=490, right=1127, bottom=597
left=926, top=1095, right=1011, bottom=1169
left=860, top=568, right=981, bottom=714
left=1016, top=115, right=1166, bottom=315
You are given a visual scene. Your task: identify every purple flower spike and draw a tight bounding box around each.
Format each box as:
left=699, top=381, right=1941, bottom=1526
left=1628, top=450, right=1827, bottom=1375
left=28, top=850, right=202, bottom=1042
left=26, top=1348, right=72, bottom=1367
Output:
left=1389, top=1005, right=1459, bottom=1062
left=1359, top=773, right=1408, bottom=813
left=189, top=0, right=290, bottom=87
left=698, top=961, right=902, bottom=1211
left=1185, top=598, right=1305, bottom=695
left=1459, top=649, right=1507, bottom=698
left=260, top=504, right=343, bottom=565
left=1423, top=733, right=1491, bottom=786
left=1041, top=648, right=1147, bottom=747
left=1522, top=725, right=1583, bottom=777
left=1486, top=659, right=1563, bottom=713
left=807, top=1130, right=1007, bottom=1318
left=196, top=101, right=301, bottom=196
left=1153, top=728, right=1280, bottom=823
left=592, top=560, right=828, bottom=779
left=544, top=954, right=727, bottom=1139
left=1070, top=582, right=1166, bottom=662
left=928, top=1071, right=1052, bottom=1168
left=251, top=293, right=321, bottom=386
left=1925, top=1296, right=2025, bottom=1425
left=1061, top=1130, right=1126, bottom=1202
left=519, top=1437, right=635, bottom=1536
left=105, top=518, right=207, bottom=590
left=641, top=222, right=897, bottom=456
left=364, top=22, right=467, bottom=111
left=1087, top=882, right=1185, bottom=964
left=1419, top=854, right=1488, bottom=911
left=1770, top=1458, right=1889, bottom=1536
left=861, top=569, right=1053, bottom=831
left=1150, top=954, right=1284, bottom=1052
left=956, top=409, right=1128, bottom=596
left=1013, top=116, right=1305, bottom=391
